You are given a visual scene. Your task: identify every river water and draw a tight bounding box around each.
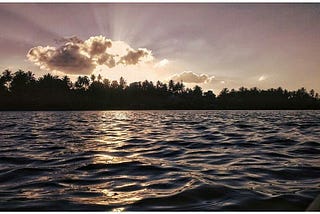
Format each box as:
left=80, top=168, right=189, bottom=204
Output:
left=0, top=110, right=319, bottom=211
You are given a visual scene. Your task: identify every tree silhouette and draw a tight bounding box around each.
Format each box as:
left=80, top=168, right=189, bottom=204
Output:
left=111, top=80, right=119, bottom=89
left=175, top=81, right=185, bottom=94
left=75, top=76, right=90, bottom=90
left=193, top=85, right=203, bottom=97
left=62, top=75, right=72, bottom=89
left=168, top=80, right=175, bottom=92
left=97, top=74, right=102, bottom=82
left=119, top=77, right=127, bottom=90
left=90, top=74, right=96, bottom=82
left=10, top=70, right=36, bottom=95
left=0, top=69, right=319, bottom=110
left=103, top=78, right=110, bottom=88
left=0, top=70, right=12, bottom=94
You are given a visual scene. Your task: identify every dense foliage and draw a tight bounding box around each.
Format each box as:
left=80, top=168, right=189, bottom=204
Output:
left=0, top=70, right=319, bottom=110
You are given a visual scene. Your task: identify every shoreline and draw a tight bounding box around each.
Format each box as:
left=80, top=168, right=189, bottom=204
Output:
left=1, top=108, right=320, bottom=111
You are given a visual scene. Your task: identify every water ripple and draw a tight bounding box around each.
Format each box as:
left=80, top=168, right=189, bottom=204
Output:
left=0, top=110, right=319, bottom=211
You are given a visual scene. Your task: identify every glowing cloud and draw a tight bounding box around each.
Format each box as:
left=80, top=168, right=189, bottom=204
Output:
left=170, top=71, right=214, bottom=83
left=154, top=59, right=169, bottom=68
left=258, top=75, right=267, bottom=81
left=83, top=35, right=112, bottom=56
left=27, top=35, right=153, bottom=75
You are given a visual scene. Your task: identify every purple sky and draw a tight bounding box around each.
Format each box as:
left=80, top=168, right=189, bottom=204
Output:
left=0, top=3, right=319, bottom=93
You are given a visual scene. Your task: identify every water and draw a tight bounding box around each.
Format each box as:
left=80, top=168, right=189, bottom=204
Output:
left=0, top=110, right=319, bottom=211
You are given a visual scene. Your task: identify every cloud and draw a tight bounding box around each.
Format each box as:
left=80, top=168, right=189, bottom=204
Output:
left=258, top=75, right=267, bottom=81
left=97, top=53, right=116, bottom=67
left=170, top=71, right=214, bottom=83
left=27, top=35, right=153, bottom=75
left=118, top=48, right=153, bottom=65
left=27, top=43, right=95, bottom=75
left=54, top=36, right=84, bottom=44
left=154, top=59, right=169, bottom=68
left=83, top=35, right=112, bottom=56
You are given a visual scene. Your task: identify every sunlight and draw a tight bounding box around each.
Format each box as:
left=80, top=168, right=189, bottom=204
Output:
left=113, top=111, right=129, bottom=120
left=87, top=4, right=191, bottom=85
left=95, top=112, right=131, bottom=137
left=93, top=154, right=127, bottom=165
left=258, top=75, right=267, bottom=81
left=112, top=207, right=125, bottom=212
left=154, top=59, right=169, bottom=68
left=71, top=112, right=149, bottom=210
left=67, top=177, right=147, bottom=210
left=101, top=188, right=145, bottom=203
left=1, top=3, right=320, bottom=211
left=90, top=4, right=144, bottom=45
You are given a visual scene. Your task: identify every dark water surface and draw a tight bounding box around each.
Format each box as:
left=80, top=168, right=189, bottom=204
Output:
left=0, top=110, right=319, bottom=211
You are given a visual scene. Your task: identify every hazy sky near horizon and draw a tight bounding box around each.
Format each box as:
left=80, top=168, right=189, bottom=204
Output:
left=0, top=3, right=319, bottom=93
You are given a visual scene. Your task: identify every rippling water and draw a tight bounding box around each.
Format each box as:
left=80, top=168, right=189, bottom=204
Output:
left=0, top=110, right=319, bottom=211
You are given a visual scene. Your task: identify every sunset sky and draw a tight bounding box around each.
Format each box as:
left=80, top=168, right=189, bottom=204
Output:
left=0, top=3, right=319, bottom=93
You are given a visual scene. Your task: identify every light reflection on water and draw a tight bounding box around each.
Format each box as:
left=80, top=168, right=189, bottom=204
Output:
left=0, top=110, right=319, bottom=211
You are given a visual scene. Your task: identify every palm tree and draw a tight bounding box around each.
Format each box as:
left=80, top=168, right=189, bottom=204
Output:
left=97, top=74, right=102, bottom=82
left=193, top=85, right=203, bottom=96
left=62, top=76, right=72, bottom=89
left=10, top=70, right=36, bottom=94
left=219, top=88, right=229, bottom=97
left=111, top=80, right=119, bottom=89
left=204, top=90, right=215, bottom=98
left=82, top=76, right=90, bottom=89
left=156, top=81, right=162, bottom=89
left=90, top=74, right=96, bottom=82
left=175, top=81, right=185, bottom=94
left=103, top=78, right=110, bottom=88
left=119, top=77, right=127, bottom=89
left=75, top=76, right=84, bottom=89
left=168, top=80, right=174, bottom=92
left=0, top=69, right=12, bottom=92
left=75, top=76, right=90, bottom=90
left=2, top=69, right=12, bottom=82
left=310, top=89, right=315, bottom=98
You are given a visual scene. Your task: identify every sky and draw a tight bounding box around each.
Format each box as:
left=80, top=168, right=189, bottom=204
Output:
left=0, top=3, right=319, bottom=94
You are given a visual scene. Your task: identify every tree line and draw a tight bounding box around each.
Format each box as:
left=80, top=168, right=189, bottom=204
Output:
left=0, top=69, right=319, bottom=110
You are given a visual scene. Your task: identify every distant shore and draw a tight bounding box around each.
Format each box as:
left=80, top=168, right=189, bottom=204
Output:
left=1, top=70, right=320, bottom=111
left=2, top=106, right=320, bottom=111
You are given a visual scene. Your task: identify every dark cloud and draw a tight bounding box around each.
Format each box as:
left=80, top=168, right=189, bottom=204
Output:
left=170, top=71, right=214, bottom=84
left=118, top=48, right=151, bottom=65
left=54, top=36, right=84, bottom=44
left=97, top=53, right=116, bottom=68
left=27, top=36, right=153, bottom=75
left=28, top=43, right=95, bottom=75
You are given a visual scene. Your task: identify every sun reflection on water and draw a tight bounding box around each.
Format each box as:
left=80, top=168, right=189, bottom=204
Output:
left=112, top=207, right=125, bottom=212
left=1, top=111, right=319, bottom=210
left=70, top=111, right=152, bottom=210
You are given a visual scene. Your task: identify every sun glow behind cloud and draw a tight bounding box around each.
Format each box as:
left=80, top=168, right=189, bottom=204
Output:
left=0, top=4, right=269, bottom=94
left=258, top=75, right=267, bottom=81
left=27, top=35, right=154, bottom=75
left=26, top=34, right=210, bottom=88
left=154, top=59, right=169, bottom=68
left=170, top=71, right=215, bottom=84
left=2, top=3, right=319, bottom=94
